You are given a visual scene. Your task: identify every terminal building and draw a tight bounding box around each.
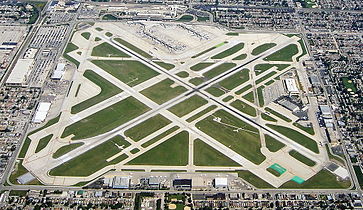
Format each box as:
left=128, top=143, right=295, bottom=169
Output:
left=6, top=58, right=34, bottom=87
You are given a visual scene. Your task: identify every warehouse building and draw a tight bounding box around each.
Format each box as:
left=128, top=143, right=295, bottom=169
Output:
left=6, top=59, right=34, bottom=87
left=33, top=102, right=52, bottom=123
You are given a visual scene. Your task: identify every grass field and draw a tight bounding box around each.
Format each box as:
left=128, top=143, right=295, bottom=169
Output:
left=264, top=44, right=298, bottom=61
left=265, top=107, right=292, bottom=122
left=236, top=84, right=252, bottom=95
left=62, top=97, right=150, bottom=140
left=81, top=32, right=90, bottom=40
left=261, top=113, right=277, bottom=122
left=242, top=92, right=255, bottom=103
left=35, top=134, right=53, bottom=153
left=50, top=136, right=130, bottom=176
left=105, top=32, right=113, bottom=37
left=177, top=15, right=193, bottom=22
left=256, top=71, right=277, bottom=85
left=154, top=61, right=175, bottom=70
left=190, top=62, right=214, bottom=71
left=192, top=47, right=216, bottom=58
left=280, top=170, right=350, bottom=189
left=127, top=131, right=189, bottom=165
left=267, top=124, right=319, bottom=153
left=92, top=60, right=159, bottom=87
left=325, top=145, right=345, bottom=166
left=254, top=64, right=289, bottom=75
left=223, top=95, right=234, bottom=102
left=251, top=43, right=277, bottom=56
left=354, top=166, right=363, bottom=188
left=176, top=71, right=189, bottom=78
left=102, top=14, right=118, bottom=20
left=232, top=53, right=247, bottom=60
left=265, top=135, right=285, bottom=152
left=114, top=37, right=152, bottom=58
left=296, top=39, right=307, bottom=61
left=141, top=79, right=187, bottom=105
left=289, top=150, right=316, bottom=166
left=226, top=32, right=239, bottom=36
left=71, top=70, right=122, bottom=114
left=211, top=43, right=244, bottom=59
left=197, top=16, right=209, bottom=21
left=63, top=42, right=80, bottom=68
left=293, top=122, right=315, bottom=135
left=124, top=114, right=171, bottom=142
left=186, top=105, right=217, bottom=123
left=267, top=168, right=281, bottom=177
left=52, top=143, right=84, bottom=159
left=189, top=77, right=204, bottom=86
left=257, top=86, right=264, bottom=107
left=206, top=87, right=225, bottom=97
left=230, top=100, right=257, bottom=117
left=91, top=42, right=130, bottom=57
left=194, top=139, right=240, bottom=166
left=168, top=95, right=208, bottom=117
left=141, top=126, right=179, bottom=148
left=203, top=63, right=237, bottom=79
left=237, top=170, right=274, bottom=188
left=342, top=77, right=357, bottom=93
left=219, top=69, right=249, bottom=90
left=196, top=109, right=265, bottom=164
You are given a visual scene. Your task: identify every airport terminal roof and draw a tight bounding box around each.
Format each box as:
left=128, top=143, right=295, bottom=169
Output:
left=6, top=59, right=34, bottom=86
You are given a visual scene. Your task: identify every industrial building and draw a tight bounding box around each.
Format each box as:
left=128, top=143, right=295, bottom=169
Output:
left=51, top=63, right=66, bottom=80
left=6, top=58, right=34, bottom=86
left=112, top=176, right=130, bottom=189
left=214, top=177, right=228, bottom=189
left=284, top=78, right=299, bottom=95
left=33, top=102, right=52, bottom=123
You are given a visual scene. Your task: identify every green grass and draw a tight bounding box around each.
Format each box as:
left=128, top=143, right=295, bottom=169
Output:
left=186, top=105, right=217, bottom=123
left=130, top=148, right=140, bottom=154
left=102, top=14, right=118, bottom=20
left=215, top=41, right=228, bottom=48
left=95, top=27, right=103, bottom=31
left=325, top=145, right=345, bottom=165
left=296, top=39, right=307, bottom=61
left=35, top=134, right=53, bottom=153
left=81, top=32, right=91, bottom=40
left=92, top=60, right=159, bottom=87
left=189, top=77, right=204, bottom=86
left=192, top=47, right=216, bottom=58
left=9, top=190, right=28, bottom=197
left=124, top=114, right=171, bottom=142
left=265, top=135, right=285, bottom=152
left=190, top=62, right=214, bottom=71
left=289, top=150, right=316, bottom=166
left=265, top=80, right=274, bottom=86
left=211, top=43, right=244, bottom=59
left=203, top=63, right=237, bottom=79
left=265, top=107, right=292, bottom=122
left=251, top=43, right=277, bottom=56
left=354, top=166, right=363, bottom=188
left=71, top=70, right=122, bottom=114
left=206, top=87, right=225, bottom=97
left=50, top=136, right=129, bottom=176
left=9, top=160, right=27, bottom=184
left=95, top=37, right=101, bottom=41
left=236, top=84, right=252, bottom=95
left=176, top=71, right=189, bottom=78
left=141, top=126, right=179, bottom=148
left=267, top=168, right=281, bottom=177
left=232, top=53, right=247, bottom=60
left=230, top=100, right=256, bottom=117
left=267, top=124, right=319, bottom=153
left=75, top=84, right=81, bottom=97
left=168, top=95, right=208, bottom=117
left=114, top=37, right=152, bottom=58
left=154, top=61, right=175, bottom=70
left=222, top=95, right=234, bottom=102
left=219, top=69, right=249, bottom=90
left=141, top=79, right=187, bottom=105
left=257, top=86, right=264, bottom=107
left=261, top=113, right=277, bottom=122
left=196, top=110, right=265, bottom=164
left=91, top=42, right=130, bottom=57
left=293, top=122, right=315, bottom=135
left=18, top=138, right=31, bottom=159
left=52, top=143, right=84, bottom=159
left=197, top=16, right=209, bottom=21
left=256, top=71, right=277, bottom=84
left=342, top=77, right=357, bottom=93
left=280, top=170, right=350, bottom=189
left=177, top=15, right=193, bottom=22
left=127, top=131, right=189, bottom=165
left=237, top=170, right=274, bottom=188
left=62, top=97, right=150, bottom=140
left=63, top=42, right=80, bottom=68
left=254, top=64, right=289, bottom=75
left=264, top=44, right=299, bottom=61
left=105, top=32, right=113, bottom=37
left=194, top=139, right=240, bottom=166
left=242, top=92, right=254, bottom=103
left=226, top=32, right=239, bottom=36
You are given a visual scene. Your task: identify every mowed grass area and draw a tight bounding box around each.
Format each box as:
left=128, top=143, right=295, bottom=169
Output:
left=50, top=136, right=130, bottom=176
left=196, top=109, right=265, bottom=164
left=297, top=39, right=307, bottom=61
left=237, top=171, right=274, bottom=188
left=289, top=150, right=316, bottom=166
left=91, top=60, right=159, bottom=87
left=62, top=97, right=150, bottom=140
left=203, top=63, right=237, bottom=79
left=265, top=135, right=285, bottom=152
left=168, top=95, right=208, bottom=117
left=63, top=42, right=80, bottom=68
left=265, top=107, right=292, bottom=122
left=186, top=105, right=217, bottom=123
left=254, top=64, right=289, bottom=75
left=114, top=37, right=152, bottom=58
left=141, top=79, right=187, bottom=105
left=266, top=124, right=319, bottom=153
left=52, top=142, right=84, bottom=159
left=354, top=166, right=363, bottom=188
left=127, top=131, right=189, bottom=166
left=71, top=70, right=122, bottom=114
left=211, top=43, right=244, bottom=59
left=91, top=42, right=130, bottom=57
left=261, top=113, right=277, bottom=122
left=124, top=114, right=171, bottom=142
left=190, top=62, right=214, bottom=71
left=219, top=68, right=249, bottom=90
left=141, top=126, right=179, bottom=148
left=251, top=43, right=277, bottom=56
left=293, top=122, right=315, bottom=135
left=264, top=44, right=299, bottom=62
left=154, top=61, right=175, bottom=70
left=342, top=77, right=357, bottom=92
left=232, top=53, right=247, bottom=60
left=230, top=100, right=256, bottom=117
left=280, top=170, right=350, bottom=189
left=192, top=47, right=216, bottom=58
left=236, top=84, right=252, bottom=95
left=194, top=139, right=241, bottom=166
left=177, top=14, right=193, bottom=22
left=35, top=134, right=53, bottom=153
left=81, top=32, right=90, bottom=40
left=206, top=87, right=225, bottom=97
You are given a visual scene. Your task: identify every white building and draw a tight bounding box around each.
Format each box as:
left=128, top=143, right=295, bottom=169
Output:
left=214, top=177, right=228, bottom=189
left=284, top=78, right=299, bottom=95
left=6, top=59, right=34, bottom=86
left=51, top=63, right=66, bottom=80
left=33, top=102, right=51, bottom=123
left=112, top=176, right=130, bottom=189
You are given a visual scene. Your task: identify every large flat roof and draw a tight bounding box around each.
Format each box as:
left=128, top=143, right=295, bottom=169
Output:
left=6, top=58, right=34, bottom=86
